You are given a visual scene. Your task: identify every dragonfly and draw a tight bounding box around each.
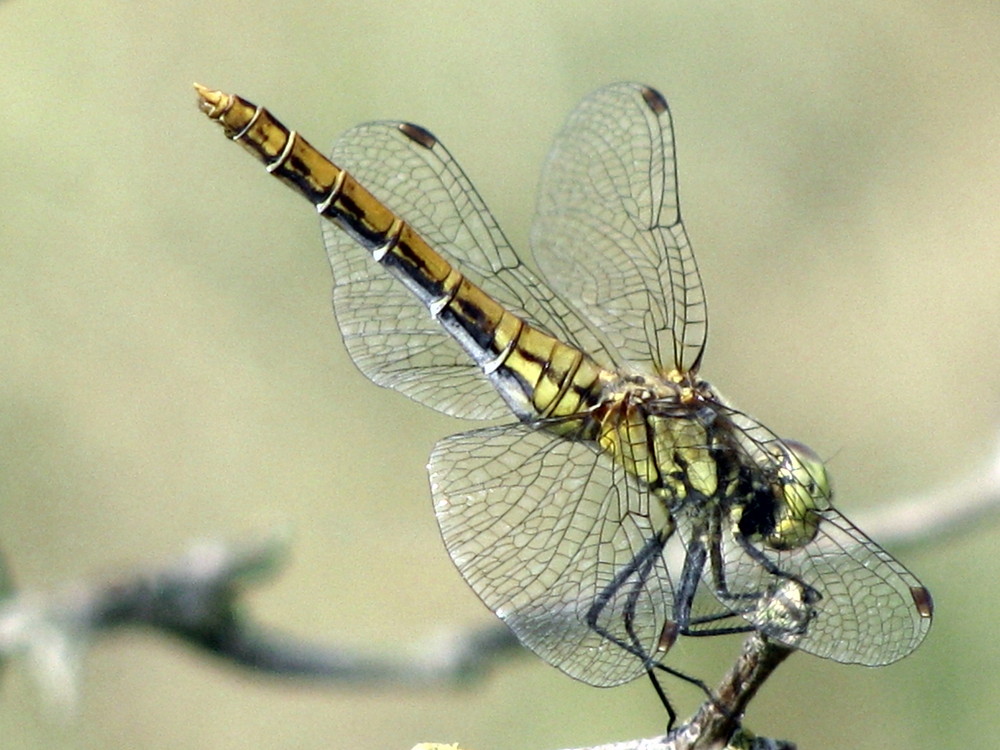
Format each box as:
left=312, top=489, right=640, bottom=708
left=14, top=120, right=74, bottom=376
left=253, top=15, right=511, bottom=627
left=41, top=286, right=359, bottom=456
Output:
left=195, top=81, right=933, bottom=726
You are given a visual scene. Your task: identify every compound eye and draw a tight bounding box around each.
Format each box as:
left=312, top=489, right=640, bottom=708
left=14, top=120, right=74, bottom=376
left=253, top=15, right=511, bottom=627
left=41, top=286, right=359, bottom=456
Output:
left=780, top=439, right=831, bottom=500
left=761, top=439, right=831, bottom=550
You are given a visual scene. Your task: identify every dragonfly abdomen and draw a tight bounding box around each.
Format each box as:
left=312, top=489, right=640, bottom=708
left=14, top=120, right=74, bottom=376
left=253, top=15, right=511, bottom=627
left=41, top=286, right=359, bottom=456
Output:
left=195, top=85, right=611, bottom=424
left=439, top=286, right=610, bottom=422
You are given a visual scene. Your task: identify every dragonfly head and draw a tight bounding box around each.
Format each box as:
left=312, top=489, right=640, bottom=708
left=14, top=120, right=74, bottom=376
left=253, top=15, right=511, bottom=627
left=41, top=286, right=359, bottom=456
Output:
left=737, top=439, right=830, bottom=551
left=764, top=439, right=830, bottom=550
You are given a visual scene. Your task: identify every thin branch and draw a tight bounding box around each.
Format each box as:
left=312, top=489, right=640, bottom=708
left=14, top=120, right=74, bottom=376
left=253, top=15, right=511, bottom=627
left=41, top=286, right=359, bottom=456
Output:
left=851, top=430, right=1000, bottom=548
left=1, top=430, right=997, bottom=739
left=0, top=534, right=521, bottom=713
left=558, top=634, right=796, bottom=750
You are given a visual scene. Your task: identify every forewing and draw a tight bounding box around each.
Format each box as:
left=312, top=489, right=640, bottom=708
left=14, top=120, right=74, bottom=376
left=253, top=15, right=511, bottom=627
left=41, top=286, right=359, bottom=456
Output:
left=429, top=423, right=678, bottom=686
left=531, top=82, right=707, bottom=374
left=325, top=121, right=614, bottom=420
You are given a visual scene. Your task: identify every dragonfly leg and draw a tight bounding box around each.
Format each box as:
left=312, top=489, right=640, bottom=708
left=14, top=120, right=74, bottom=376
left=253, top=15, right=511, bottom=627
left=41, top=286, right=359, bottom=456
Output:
left=648, top=657, right=735, bottom=734
left=582, top=531, right=685, bottom=727
left=649, top=545, right=740, bottom=732
left=672, top=531, right=707, bottom=630
left=582, top=528, right=731, bottom=730
left=731, top=530, right=813, bottom=592
left=646, top=668, right=676, bottom=734
left=584, top=531, right=665, bottom=663
left=672, top=522, right=756, bottom=637
left=697, top=507, right=820, bottom=641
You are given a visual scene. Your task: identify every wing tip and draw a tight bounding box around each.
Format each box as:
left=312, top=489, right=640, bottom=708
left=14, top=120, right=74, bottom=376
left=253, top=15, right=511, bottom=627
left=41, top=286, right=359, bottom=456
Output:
left=398, top=122, right=437, bottom=149
left=639, top=85, right=669, bottom=115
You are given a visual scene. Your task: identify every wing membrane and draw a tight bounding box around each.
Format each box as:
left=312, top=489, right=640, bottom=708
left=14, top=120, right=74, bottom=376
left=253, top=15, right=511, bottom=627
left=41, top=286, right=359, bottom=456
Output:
left=678, top=409, right=932, bottom=666
left=429, top=423, right=679, bottom=686
left=325, top=122, right=614, bottom=420
left=719, top=504, right=931, bottom=666
left=531, top=82, right=707, bottom=374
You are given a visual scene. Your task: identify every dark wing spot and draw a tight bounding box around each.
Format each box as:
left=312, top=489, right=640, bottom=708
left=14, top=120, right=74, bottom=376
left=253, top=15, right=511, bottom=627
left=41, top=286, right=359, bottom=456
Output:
left=640, top=86, right=669, bottom=115
left=398, top=122, right=437, bottom=149
left=910, top=586, right=934, bottom=618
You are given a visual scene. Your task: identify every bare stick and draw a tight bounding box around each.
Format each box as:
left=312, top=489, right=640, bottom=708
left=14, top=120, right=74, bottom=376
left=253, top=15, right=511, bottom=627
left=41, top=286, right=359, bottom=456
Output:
left=2, top=433, right=997, bottom=740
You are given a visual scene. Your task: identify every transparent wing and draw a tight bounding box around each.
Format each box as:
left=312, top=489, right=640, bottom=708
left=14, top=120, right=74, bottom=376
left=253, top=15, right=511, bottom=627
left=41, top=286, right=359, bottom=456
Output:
left=754, top=508, right=931, bottom=665
left=681, top=412, right=932, bottom=666
left=429, top=423, right=679, bottom=686
left=325, top=122, right=615, bottom=420
left=531, top=82, right=707, bottom=375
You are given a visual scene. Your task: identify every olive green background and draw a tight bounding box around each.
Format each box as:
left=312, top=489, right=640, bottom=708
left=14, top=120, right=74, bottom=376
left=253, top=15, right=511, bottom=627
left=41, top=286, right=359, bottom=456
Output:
left=1, top=2, right=997, bottom=748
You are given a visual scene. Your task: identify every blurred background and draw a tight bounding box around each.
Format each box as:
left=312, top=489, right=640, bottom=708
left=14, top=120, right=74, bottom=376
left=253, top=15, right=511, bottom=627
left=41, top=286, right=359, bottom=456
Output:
left=1, top=1, right=997, bottom=748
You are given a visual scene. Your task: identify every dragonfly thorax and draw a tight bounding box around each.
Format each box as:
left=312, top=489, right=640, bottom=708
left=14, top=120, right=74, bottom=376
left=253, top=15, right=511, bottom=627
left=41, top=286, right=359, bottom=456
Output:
left=593, top=374, right=723, bottom=505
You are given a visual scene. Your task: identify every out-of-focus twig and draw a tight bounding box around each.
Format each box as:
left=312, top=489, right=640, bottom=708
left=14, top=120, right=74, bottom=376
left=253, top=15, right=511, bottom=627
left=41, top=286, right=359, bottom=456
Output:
left=0, top=430, right=996, bottom=740
left=0, top=533, right=521, bottom=713
left=853, top=431, right=1000, bottom=548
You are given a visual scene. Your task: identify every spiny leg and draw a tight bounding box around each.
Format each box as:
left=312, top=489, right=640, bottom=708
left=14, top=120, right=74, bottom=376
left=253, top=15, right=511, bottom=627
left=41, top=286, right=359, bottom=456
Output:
left=583, top=529, right=728, bottom=732
left=584, top=532, right=666, bottom=662
left=583, top=532, right=685, bottom=727
left=672, top=524, right=753, bottom=636
left=646, top=668, right=676, bottom=733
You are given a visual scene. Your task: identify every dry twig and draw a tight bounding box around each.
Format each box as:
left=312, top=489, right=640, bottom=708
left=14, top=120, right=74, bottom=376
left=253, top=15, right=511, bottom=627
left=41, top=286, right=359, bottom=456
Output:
left=1, top=432, right=997, bottom=745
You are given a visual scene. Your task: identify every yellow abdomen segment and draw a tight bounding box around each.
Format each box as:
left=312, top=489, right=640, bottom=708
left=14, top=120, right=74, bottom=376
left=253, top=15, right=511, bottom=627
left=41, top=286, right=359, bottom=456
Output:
left=195, top=84, right=612, bottom=424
